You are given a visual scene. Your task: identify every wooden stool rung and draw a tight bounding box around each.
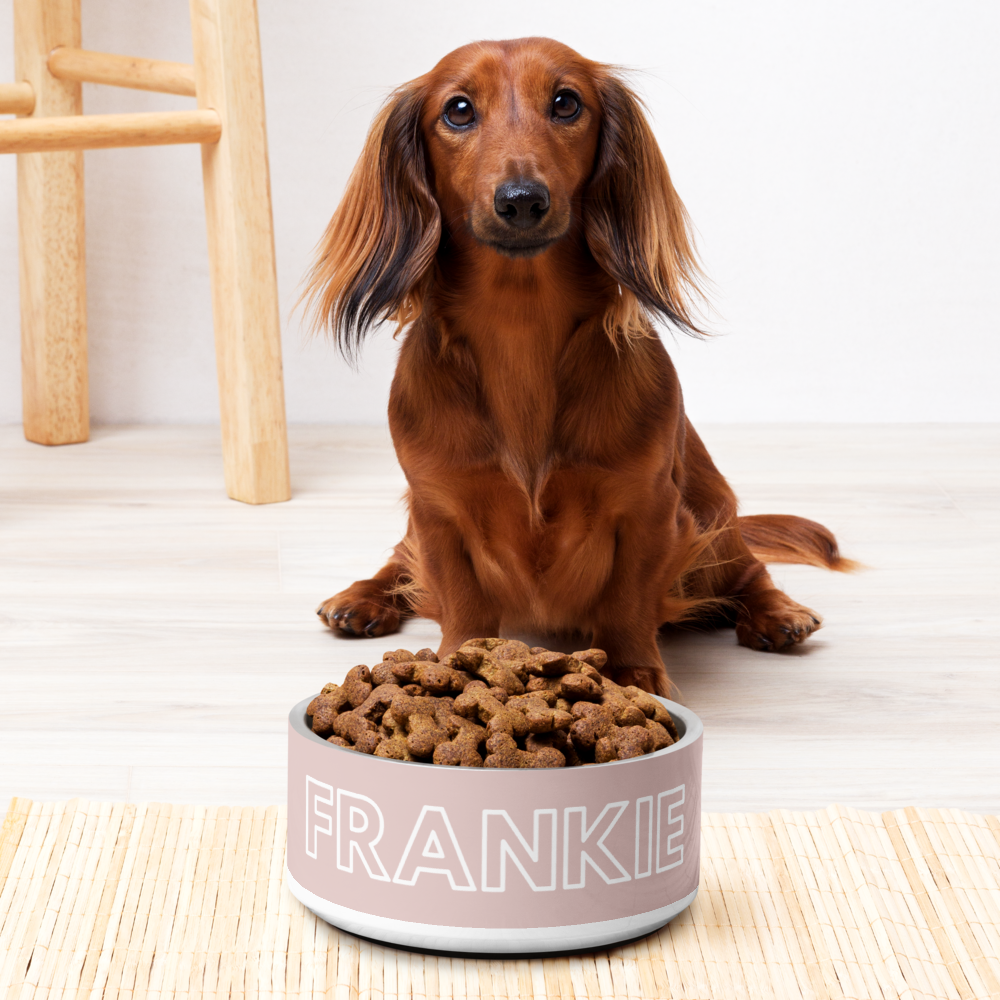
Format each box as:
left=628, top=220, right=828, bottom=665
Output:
left=0, top=108, right=221, bottom=153
left=47, top=47, right=197, bottom=97
left=0, top=81, right=34, bottom=115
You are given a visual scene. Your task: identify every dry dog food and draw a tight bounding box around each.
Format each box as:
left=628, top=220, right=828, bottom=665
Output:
left=306, top=639, right=678, bottom=768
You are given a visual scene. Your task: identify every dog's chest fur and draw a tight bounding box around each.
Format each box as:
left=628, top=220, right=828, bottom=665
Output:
left=389, top=311, right=684, bottom=622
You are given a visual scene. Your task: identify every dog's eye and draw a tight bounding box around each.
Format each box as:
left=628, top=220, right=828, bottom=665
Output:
left=552, top=90, right=581, bottom=120
left=444, top=97, right=475, bottom=127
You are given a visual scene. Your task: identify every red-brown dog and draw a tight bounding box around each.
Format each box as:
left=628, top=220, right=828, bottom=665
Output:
left=306, top=37, right=853, bottom=695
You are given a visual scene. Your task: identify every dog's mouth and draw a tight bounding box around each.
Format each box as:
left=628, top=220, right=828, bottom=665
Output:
left=482, top=235, right=559, bottom=259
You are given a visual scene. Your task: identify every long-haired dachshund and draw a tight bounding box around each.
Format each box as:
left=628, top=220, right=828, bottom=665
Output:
left=306, top=37, right=853, bottom=695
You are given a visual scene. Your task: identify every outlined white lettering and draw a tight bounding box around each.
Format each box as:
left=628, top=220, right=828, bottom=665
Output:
left=635, top=796, right=653, bottom=879
left=305, top=776, right=334, bottom=860
left=394, top=806, right=476, bottom=890
left=336, top=790, right=389, bottom=881
left=563, top=802, right=631, bottom=889
left=656, top=786, right=685, bottom=873
left=482, top=809, right=557, bottom=892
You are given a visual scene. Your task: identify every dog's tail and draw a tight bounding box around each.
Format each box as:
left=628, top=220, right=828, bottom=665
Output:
left=737, top=514, right=860, bottom=572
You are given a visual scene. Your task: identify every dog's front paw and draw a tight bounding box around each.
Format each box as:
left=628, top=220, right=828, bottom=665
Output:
left=316, top=585, right=402, bottom=638
left=735, top=589, right=822, bottom=651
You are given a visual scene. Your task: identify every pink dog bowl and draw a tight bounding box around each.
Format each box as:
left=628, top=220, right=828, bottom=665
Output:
left=286, top=694, right=702, bottom=954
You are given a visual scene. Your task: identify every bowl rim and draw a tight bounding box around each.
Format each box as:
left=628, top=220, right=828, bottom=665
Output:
left=289, top=691, right=703, bottom=770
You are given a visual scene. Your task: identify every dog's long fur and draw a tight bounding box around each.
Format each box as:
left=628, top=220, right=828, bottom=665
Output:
left=306, top=38, right=854, bottom=695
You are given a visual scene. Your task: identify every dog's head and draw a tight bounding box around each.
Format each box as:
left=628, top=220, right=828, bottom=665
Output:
left=305, top=37, right=703, bottom=359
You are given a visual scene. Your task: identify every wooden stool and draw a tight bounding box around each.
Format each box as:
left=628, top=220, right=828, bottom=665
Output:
left=0, top=0, right=291, bottom=504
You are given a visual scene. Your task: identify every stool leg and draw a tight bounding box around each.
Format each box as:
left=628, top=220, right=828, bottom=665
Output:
left=15, top=0, right=88, bottom=445
left=189, top=0, right=290, bottom=504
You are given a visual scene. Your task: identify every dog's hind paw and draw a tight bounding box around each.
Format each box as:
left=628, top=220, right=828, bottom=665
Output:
left=316, top=585, right=402, bottom=638
left=735, top=589, right=822, bottom=652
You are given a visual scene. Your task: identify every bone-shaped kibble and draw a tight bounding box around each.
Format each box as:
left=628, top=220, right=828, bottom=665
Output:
left=506, top=693, right=573, bottom=733
left=382, top=648, right=415, bottom=663
left=433, top=718, right=485, bottom=766
left=524, top=651, right=582, bottom=676
left=354, top=684, right=402, bottom=721
left=331, top=710, right=377, bottom=744
left=453, top=687, right=529, bottom=739
left=595, top=725, right=653, bottom=762
left=489, top=639, right=531, bottom=661
left=484, top=733, right=566, bottom=768
left=571, top=648, right=608, bottom=669
left=568, top=702, right=616, bottom=749
left=525, top=729, right=581, bottom=766
left=405, top=714, right=450, bottom=758
left=374, top=731, right=413, bottom=761
left=599, top=676, right=650, bottom=727
left=645, top=718, right=674, bottom=751
left=387, top=691, right=450, bottom=758
left=341, top=665, right=373, bottom=707
left=558, top=674, right=603, bottom=702
left=622, top=686, right=678, bottom=738
left=449, top=647, right=525, bottom=695
left=307, top=687, right=350, bottom=735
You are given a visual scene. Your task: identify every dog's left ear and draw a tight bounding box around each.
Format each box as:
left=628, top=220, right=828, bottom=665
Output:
left=304, top=82, right=441, bottom=362
left=585, top=73, right=704, bottom=338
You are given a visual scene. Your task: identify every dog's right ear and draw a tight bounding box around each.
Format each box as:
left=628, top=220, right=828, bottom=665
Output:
left=303, top=83, right=441, bottom=362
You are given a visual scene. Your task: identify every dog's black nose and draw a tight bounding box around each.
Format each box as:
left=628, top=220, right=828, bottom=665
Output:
left=494, top=180, right=550, bottom=229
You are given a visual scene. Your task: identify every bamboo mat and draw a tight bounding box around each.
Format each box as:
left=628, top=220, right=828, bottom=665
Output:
left=1, top=800, right=999, bottom=1000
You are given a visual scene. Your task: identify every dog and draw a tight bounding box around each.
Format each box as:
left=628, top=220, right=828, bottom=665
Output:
left=305, top=37, right=854, bottom=695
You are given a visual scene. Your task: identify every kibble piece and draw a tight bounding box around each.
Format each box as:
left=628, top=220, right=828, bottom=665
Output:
left=484, top=733, right=565, bottom=768
left=370, top=661, right=398, bottom=686
left=525, top=650, right=578, bottom=676
left=307, top=688, right=350, bottom=736
left=342, top=665, right=373, bottom=707
left=433, top=720, right=485, bottom=766
left=374, top=732, right=413, bottom=761
left=382, top=648, right=416, bottom=663
left=326, top=735, right=350, bottom=748
left=507, top=694, right=573, bottom=734
left=571, top=649, right=608, bottom=669
left=454, top=687, right=529, bottom=739
left=558, top=674, right=603, bottom=702
left=622, top=685, right=677, bottom=737
left=490, top=639, right=531, bottom=661
left=414, top=648, right=439, bottom=661
left=331, top=710, right=377, bottom=744
left=569, top=703, right=616, bottom=749
left=526, top=729, right=581, bottom=766
left=406, top=714, right=450, bottom=758
left=645, top=718, right=674, bottom=751
left=355, top=684, right=402, bottom=722
left=450, top=647, right=525, bottom=695
left=352, top=730, right=384, bottom=755
left=615, top=725, right=654, bottom=759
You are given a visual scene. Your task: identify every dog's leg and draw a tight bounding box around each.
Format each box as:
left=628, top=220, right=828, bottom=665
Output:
left=588, top=520, right=674, bottom=696
left=316, top=537, right=413, bottom=638
left=408, top=506, right=500, bottom=658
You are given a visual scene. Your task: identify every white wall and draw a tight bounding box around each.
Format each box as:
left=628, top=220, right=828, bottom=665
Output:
left=1, top=0, right=997, bottom=425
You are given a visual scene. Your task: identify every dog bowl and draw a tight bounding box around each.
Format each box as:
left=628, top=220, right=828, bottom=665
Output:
left=286, top=694, right=702, bottom=954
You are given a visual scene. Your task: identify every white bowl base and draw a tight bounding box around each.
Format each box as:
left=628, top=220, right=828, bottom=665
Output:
left=286, top=867, right=698, bottom=955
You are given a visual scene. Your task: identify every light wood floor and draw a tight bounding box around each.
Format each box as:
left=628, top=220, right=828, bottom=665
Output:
left=1, top=424, right=997, bottom=815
